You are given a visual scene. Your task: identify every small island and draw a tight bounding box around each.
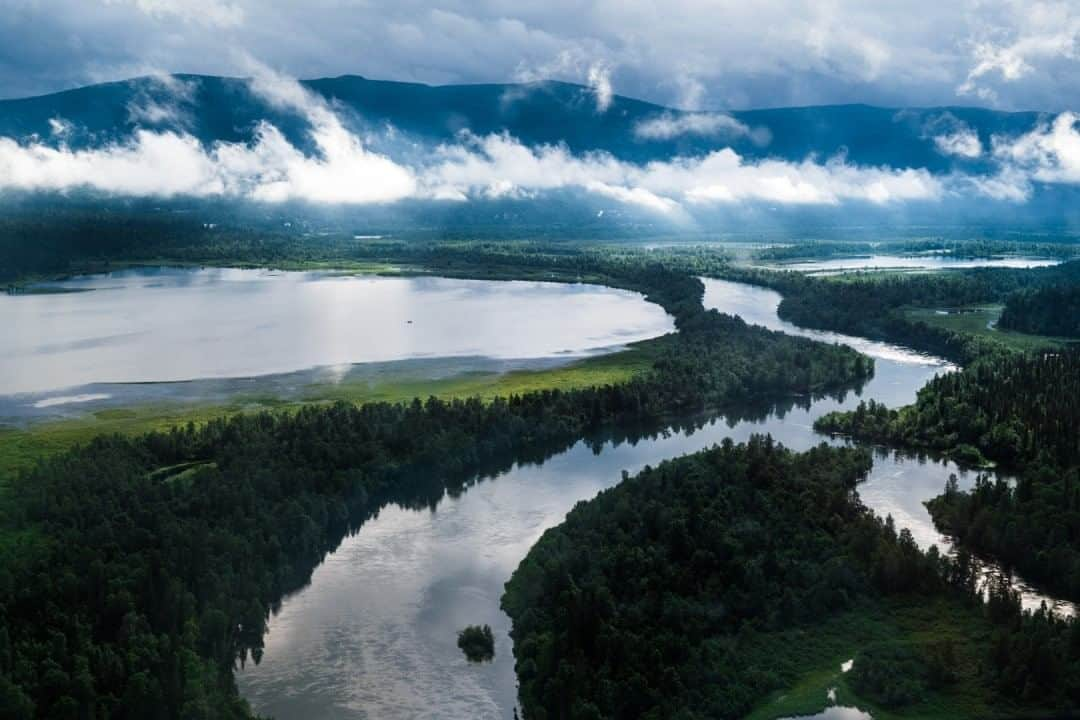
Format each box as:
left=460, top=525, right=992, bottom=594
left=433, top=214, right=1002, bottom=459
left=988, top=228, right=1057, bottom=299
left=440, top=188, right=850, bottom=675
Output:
left=457, top=624, right=495, bottom=662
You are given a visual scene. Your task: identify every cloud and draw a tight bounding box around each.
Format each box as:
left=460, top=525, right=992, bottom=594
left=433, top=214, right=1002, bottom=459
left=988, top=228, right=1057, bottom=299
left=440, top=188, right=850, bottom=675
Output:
left=587, top=63, right=613, bottom=112
left=958, top=1, right=1080, bottom=101
left=993, top=111, right=1080, bottom=184
left=48, top=118, right=73, bottom=138
left=918, top=112, right=983, bottom=158
left=5, top=66, right=1080, bottom=215
left=0, top=96, right=945, bottom=212
left=125, top=74, right=199, bottom=128
left=104, top=0, right=244, bottom=28
left=0, top=66, right=418, bottom=203
left=4, top=1, right=1080, bottom=111
left=934, top=130, right=983, bottom=158
left=421, top=132, right=943, bottom=210
left=510, top=49, right=616, bottom=112
left=634, top=112, right=771, bottom=145
left=944, top=111, right=1080, bottom=202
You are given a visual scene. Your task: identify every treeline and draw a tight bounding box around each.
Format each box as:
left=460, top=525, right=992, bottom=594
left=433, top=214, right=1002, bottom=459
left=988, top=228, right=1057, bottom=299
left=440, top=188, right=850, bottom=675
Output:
left=0, top=205, right=727, bottom=284
left=815, top=351, right=1080, bottom=470
left=719, top=260, right=1080, bottom=364
left=0, top=265, right=871, bottom=718
left=0, top=209, right=319, bottom=281
left=752, top=238, right=1079, bottom=263
left=815, top=350, right=1080, bottom=601
left=501, top=438, right=1080, bottom=719
left=999, top=285, right=1080, bottom=338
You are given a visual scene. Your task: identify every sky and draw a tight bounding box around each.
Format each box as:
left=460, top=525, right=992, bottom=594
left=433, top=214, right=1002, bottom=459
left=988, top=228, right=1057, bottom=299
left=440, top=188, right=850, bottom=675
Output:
left=1, top=0, right=1079, bottom=110
left=0, top=1, right=1078, bottom=215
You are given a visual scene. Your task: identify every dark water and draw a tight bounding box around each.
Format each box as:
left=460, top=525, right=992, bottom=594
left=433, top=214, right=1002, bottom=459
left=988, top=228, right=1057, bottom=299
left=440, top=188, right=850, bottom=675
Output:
left=0, top=267, right=673, bottom=396
left=237, top=277, right=1074, bottom=720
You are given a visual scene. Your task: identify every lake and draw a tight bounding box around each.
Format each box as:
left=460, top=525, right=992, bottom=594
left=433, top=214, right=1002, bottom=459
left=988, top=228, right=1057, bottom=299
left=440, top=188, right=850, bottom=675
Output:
left=236, top=277, right=1074, bottom=720
left=0, top=268, right=674, bottom=397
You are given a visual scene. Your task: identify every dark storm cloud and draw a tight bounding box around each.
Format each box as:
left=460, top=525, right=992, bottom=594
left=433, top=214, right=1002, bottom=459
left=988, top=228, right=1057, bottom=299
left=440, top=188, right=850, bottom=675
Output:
left=0, top=0, right=1077, bottom=110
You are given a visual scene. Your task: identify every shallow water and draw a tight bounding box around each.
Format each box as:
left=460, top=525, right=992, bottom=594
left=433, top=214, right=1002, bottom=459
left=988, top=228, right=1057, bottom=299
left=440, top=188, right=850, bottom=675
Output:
left=0, top=268, right=674, bottom=396
left=0, top=356, right=587, bottom=426
left=237, top=276, right=1074, bottom=720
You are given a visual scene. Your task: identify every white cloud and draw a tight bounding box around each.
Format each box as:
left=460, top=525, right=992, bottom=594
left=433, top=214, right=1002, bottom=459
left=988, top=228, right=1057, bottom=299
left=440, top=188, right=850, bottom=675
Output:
left=920, top=112, right=983, bottom=158
left=587, top=63, right=613, bottom=112
left=933, top=129, right=983, bottom=158
left=510, top=49, right=616, bottom=112
left=6, top=66, right=1080, bottom=215
left=0, top=130, right=222, bottom=196
left=48, top=118, right=73, bottom=138
left=105, top=0, right=244, bottom=28
left=0, top=102, right=945, bottom=212
left=5, top=1, right=1080, bottom=111
left=958, top=1, right=1080, bottom=101
left=0, top=67, right=418, bottom=203
left=634, top=112, right=771, bottom=145
left=943, top=111, right=1080, bottom=202
left=958, top=168, right=1031, bottom=202
left=421, top=133, right=943, bottom=210
left=993, top=111, right=1080, bottom=184
left=126, top=74, right=198, bottom=127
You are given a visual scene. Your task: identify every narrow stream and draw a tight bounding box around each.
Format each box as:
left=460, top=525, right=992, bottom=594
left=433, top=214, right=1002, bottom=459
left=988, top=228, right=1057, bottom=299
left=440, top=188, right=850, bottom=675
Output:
left=236, top=277, right=1075, bottom=720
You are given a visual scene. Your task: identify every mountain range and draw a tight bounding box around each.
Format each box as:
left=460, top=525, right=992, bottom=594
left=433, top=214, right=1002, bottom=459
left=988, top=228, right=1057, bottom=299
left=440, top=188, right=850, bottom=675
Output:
left=0, top=74, right=1049, bottom=173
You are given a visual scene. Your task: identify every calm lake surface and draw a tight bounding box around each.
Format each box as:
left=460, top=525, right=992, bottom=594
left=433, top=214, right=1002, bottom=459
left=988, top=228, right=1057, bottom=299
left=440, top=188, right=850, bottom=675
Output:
left=0, top=268, right=674, bottom=397
left=766, top=254, right=1060, bottom=275
left=237, top=277, right=1075, bottom=720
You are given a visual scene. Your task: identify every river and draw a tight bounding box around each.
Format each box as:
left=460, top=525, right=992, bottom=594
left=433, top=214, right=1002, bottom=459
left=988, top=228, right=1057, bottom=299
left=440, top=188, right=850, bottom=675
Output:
left=760, top=254, right=1060, bottom=275
left=236, top=276, right=1075, bottom=720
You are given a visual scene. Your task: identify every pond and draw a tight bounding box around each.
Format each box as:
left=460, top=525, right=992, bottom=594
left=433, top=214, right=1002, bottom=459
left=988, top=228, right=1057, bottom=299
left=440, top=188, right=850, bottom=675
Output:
left=236, top=276, right=1074, bottom=720
left=0, top=267, right=674, bottom=397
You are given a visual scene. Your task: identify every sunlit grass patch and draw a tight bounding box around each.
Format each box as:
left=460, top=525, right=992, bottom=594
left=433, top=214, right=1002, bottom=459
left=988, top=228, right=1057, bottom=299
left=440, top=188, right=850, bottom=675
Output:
left=903, top=304, right=1069, bottom=353
left=0, top=343, right=660, bottom=480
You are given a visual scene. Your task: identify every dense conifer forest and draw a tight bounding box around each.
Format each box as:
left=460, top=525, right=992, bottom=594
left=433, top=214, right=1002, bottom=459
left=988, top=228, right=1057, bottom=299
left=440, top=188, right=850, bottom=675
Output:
left=816, top=351, right=1080, bottom=602
left=501, top=439, right=1080, bottom=719
left=999, top=285, right=1080, bottom=338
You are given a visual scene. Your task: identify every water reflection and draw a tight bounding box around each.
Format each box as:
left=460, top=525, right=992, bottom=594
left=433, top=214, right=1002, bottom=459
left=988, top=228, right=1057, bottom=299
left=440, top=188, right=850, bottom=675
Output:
left=759, top=254, right=1060, bottom=275
left=0, top=268, right=673, bottom=395
left=236, top=276, right=1073, bottom=720
left=778, top=656, right=869, bottom=720
left=779, top=707, right=872, bottom=720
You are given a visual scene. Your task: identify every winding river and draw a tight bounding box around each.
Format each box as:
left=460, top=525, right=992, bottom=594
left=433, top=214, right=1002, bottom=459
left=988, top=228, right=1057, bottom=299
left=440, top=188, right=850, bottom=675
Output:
left=236, top=276, right=1075, bottom=720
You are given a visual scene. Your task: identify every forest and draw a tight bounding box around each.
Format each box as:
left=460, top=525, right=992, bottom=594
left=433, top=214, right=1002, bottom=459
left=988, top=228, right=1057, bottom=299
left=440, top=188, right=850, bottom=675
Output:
left=0, top=261, right=871, bottom=718
left=721, top=260, right=1080, bottom=364
left=750, top=238, right=1080, bottom=263
left=815, top=350, right=1080, bottom=602
left=501, top=438, right=1080, bottom=719
left=999, top=285, right=1080, bottom=338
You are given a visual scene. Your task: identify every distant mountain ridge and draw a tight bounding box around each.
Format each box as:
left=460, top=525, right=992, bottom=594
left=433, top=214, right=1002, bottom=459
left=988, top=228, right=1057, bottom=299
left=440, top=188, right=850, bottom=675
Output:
left=0, top=74, right=1048, bottom=173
